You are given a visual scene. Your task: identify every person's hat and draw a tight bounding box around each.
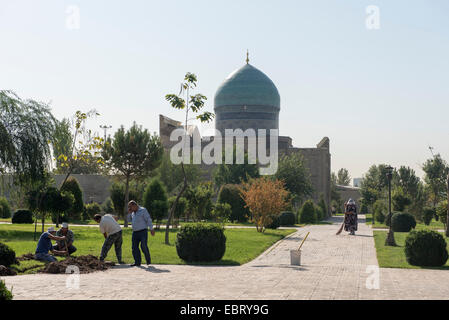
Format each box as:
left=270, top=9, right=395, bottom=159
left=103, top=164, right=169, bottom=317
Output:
left=62, top=222, right=68, bottom=228
left=47, top=227, right=55, bottom=232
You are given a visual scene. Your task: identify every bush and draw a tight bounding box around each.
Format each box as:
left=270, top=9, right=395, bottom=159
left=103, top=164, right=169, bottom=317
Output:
left=176, top=223, right=226, bottom=262
left=212, top=202, right=231, bottom=223
left=360, top=203, right=368, bottom=214
left=0, top=242, right=16, bottom=267
left=217, top=184, right=249, bottom=222
left=109, top=182, right=140, bottom=217
left=101, top=197, right=114, bottom=214
left=436, top=201, right=448, bottom=226
left=0, top=280, right=13, bottom=301
left=315, top=205, right=324, bottom=221
left=266, top=216, right=280, bottom=229
left=279, top=211, right=295, bottom=226
left=318, top=194, right=327, bottom=220
left=84, top=202, right=101, bottom=220
left=143, top=179, right=168, bottom=226
left=373, top=200, right=387, bottom=223
left=11, top=210, right=34, bottom=224
left=422, top=208, right=435, bottom=226
left=0, top=197, right=11, bottom=218
left=60, top=177, right=84, bottom=220
left=299, top=200, right=316, bottom=224
left=405, top=230, right=448, bottom=267
left=168, top=196, right=187, bottom=221
left=391, top=212, right=416, bottom=232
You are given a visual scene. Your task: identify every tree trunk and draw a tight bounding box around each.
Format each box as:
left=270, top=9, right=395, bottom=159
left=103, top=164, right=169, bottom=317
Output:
left=123, top=175, right=130, bottom=228
left=165, top=162, right=188, bottom=245
left=446, top=173, right=449, bottom=237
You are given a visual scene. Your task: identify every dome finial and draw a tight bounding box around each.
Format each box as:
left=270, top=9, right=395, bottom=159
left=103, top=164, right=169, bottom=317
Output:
left=246, top=50, right=249, bottom=64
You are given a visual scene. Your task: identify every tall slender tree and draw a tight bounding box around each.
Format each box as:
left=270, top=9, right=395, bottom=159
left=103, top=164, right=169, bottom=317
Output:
left=164, top=72, right=214, bottom=244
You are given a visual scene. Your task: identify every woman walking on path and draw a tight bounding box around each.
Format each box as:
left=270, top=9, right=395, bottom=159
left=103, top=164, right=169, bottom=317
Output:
left=344, top=198, right=358, bottom=235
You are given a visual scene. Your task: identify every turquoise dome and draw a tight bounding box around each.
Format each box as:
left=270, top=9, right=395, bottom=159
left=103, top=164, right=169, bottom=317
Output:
left=214, top=64, right=280, bottom=110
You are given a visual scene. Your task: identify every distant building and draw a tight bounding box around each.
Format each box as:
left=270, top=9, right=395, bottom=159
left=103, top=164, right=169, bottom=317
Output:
left=353, top=178, right=363, bottom=187
left=160, top=55, right=331, bottom=214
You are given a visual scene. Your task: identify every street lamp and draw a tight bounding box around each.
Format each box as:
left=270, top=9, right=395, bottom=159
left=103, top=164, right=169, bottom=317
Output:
left=385, top=165, right=396, bottom=246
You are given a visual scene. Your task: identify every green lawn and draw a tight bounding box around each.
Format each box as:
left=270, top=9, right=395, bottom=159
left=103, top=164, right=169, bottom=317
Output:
left=0, top=224, right=296, bottom=274
left=373, top=230, right=449, bottom=269
left=372, top=219, right=445, bottom=231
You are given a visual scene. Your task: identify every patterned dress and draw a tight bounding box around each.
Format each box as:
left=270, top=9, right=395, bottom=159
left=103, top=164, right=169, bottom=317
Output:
left=344, top=205, right=358, bottom=232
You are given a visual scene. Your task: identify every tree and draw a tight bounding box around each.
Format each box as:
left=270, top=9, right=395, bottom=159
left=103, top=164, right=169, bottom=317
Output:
left=337, top=168, right=351, bottom=186
left=143, top=179, right=168, bottom=229
left=360, top=164, right=391, bottom=206
left=164, top=72, right=214, bottom=244
left=57, top=110, right=105, bottom=188
left=392, top=187, right=412, bottom=212
left=423, top=154, right=449, bottom=208
left=103, top=125, right=163, bottom=228
left=52, top=118, right=72, bottom=173
left=275, top=152, right=313, bottom=206
left=446, top=174, right=449, bottom=237
left=213, top=148, right=259, bottom=187
left=60, top=177, right=84, bottom=220
left=184, top=182, right=214, bottom=221
left=154, top=153, right=201, bottom=194
left=239, top=177, right=289, bottom=232
left=0, top=90, right=56, bottom=185
left=393, top=166, right=420, bottom=199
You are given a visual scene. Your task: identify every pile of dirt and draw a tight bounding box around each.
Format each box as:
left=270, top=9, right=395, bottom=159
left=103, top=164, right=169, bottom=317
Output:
left=39, top=255, right=115, bottom=274
left=0, top=265, right=17, bottom=276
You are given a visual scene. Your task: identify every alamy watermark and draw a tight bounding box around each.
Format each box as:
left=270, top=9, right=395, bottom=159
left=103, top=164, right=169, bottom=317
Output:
left=66, top=5, right=80, bottom=30
left=65, top=265, right=80, bottom=290
left=366, top=5, right=380, bottom=30
left=169, top=128, right=279, bottom=175
left=365, top=265, right=380, bottom=289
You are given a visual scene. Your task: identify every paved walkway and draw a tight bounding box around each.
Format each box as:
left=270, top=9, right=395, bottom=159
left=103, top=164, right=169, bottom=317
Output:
left=3, top=215, right=449, bottom=299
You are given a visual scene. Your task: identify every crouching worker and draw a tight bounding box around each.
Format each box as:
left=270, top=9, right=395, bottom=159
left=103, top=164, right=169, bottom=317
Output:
left=35, top=227, right=68, bottom=263
left=93, top=214, right=124, bottom=264
left=53, top=222, right=77, bottom=255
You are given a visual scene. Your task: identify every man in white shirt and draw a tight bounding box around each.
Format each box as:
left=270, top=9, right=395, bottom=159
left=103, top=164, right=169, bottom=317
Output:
left=93, top=214, right=124, bottom=264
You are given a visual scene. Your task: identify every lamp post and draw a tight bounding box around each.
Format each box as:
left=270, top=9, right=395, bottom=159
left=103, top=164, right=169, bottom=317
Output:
left=385, top=165, right=396, bottom=246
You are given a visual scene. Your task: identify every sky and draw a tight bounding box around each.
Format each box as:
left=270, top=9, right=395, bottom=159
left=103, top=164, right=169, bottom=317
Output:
left=1, top=0, right=448, bottom=183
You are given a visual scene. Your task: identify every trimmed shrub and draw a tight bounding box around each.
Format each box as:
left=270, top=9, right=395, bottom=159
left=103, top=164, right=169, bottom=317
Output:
left=0, top=280, right=13, bottom=301
left=279, top=211, right=295, bottom=226
left=11, top=210, right=33, bottom=224
left=391, top=212, right=416, bottom=232
left=217, top=184, right=249, bottom=222
left=299, top=200, right=316, bottom=224
left=0, top=242, right=16, bottom=267
left=143, top=179, right=168, bottom=227
left=176, top=223, right=226, bottom=262
left=60, top=177, right=84, bottom=220
left=84, top=202, right=101, bottom=220
left=0, top=197, right=11, bottom=218
left=266, top=215, right=280, bottom=229
left=422, top=208, right=435, bottom=226
left=405, top=230, right=448, bottom=267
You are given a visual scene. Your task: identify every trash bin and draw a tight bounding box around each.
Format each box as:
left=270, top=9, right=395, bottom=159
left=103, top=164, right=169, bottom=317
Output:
left=290, top=249, right=301, bottom=265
